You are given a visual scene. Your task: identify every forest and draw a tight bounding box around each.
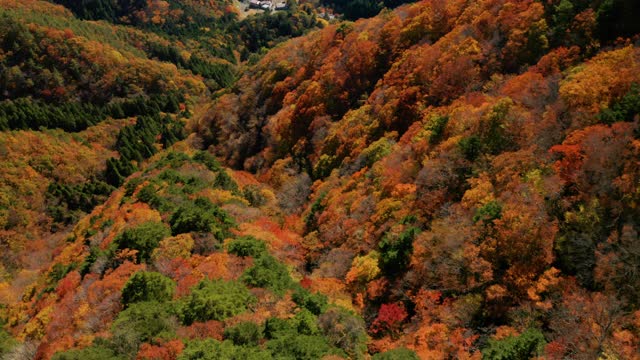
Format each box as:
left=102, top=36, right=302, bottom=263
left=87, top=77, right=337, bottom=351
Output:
left=2, top=0, right=640, bottom=359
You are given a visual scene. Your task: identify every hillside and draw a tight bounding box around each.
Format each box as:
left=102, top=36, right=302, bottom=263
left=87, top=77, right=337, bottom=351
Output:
left=197, top=0, right=640, bottom=357
left=2, top=0, right=640, bottom=359
left=0, top=0, right=321, bottom=302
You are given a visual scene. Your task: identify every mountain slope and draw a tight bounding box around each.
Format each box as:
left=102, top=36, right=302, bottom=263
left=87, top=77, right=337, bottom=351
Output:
left=0, top=0, right=204, bottom=293
left=0, top=0, right=323, bottom=297
left=195, top=0, right=640, bottom=357
left=3, top=0, right=640, bottom=359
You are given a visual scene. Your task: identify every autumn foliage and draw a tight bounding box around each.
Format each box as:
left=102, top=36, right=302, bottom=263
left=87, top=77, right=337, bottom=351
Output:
left=3, top=0, right=640, bottom=359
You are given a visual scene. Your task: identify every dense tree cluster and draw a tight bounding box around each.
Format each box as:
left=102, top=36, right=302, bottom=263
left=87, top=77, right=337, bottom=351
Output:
left=4, top=0, right=640, bottom=358
left=191, top=0, right=640, bottom=357
left=50, top=0, right=236, bottom=35
left=0, top=12, right=203, bottom=105
left=0, top=0, right=326, bottom=272
left=106, top=111, right=186, bottom=186
left=0, top=1, right=340, bottom=357
left=321, top=0, right=415, bottom=20
left=7, top=147, right=369, bottom=359
left=239, top=6, right=322, bottom=58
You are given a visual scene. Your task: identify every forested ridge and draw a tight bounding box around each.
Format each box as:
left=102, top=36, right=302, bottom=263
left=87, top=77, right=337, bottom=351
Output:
left=2, top=0, right=640, bottom=359
left=0, top=0, right=321, bottom=284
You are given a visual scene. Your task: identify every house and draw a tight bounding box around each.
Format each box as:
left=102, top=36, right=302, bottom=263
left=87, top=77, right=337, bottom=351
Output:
left=275, top=1, right=287, bottom=10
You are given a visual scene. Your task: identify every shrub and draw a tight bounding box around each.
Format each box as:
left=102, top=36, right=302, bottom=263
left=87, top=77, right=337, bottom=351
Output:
left=213, top=170, right=239, bottom=193
left=243, top=184, right=268, bottom=207
left=292, top=309, right=320, bottom=336
left=110, top=301, right=177, bottom=355
left=0, top=329, right=18, bottom=357
left=370, top=303, right=408, bottom=337
left=121, top=271, right=176, bottom=307
left=127, top=180, right=148, bottom=197
left=292, top=288, right=328, bottom=315
left=481, top=328, right=546, bottom=360
left=114, top=221, right=170, bottom=263
left=223, top=321, right=263, bottom=346
left=372, top=347, right=420, bottom=360
left=264, top=317, right=292, bottom=339
left=52, top=346, right=123, bottom=360
left=359, top=138, right=393, bottom=169
left=241, top=255, right=293, bottom=295
left=226, top=236, right=268, bottom=258
left=178, top=339, right=272, bottom=360
left=318, top=308, right=367, bottom=359
left=599, top=83, right=640, bottom=124
left=378, top=227, right=419, bottom=275
left=426, top=114, right=449, bottom=144
left=267, top=334, right=343, bottom=360
left=264, top=311, right=320, bottom=339
left=178, top=279, right=255, bottom=325
left=136, top=184, right=165, bottom=210
left=151, top=151, right=191, bottom=170
left=44, top=262, right=76, bottom=293
left=193, top=151, right=222, bottom=172
left=458, top=135, right=482, bottom=161
left=169, top=197, right=234, bottom=237
left=473, top=201, right=503, bottom=224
